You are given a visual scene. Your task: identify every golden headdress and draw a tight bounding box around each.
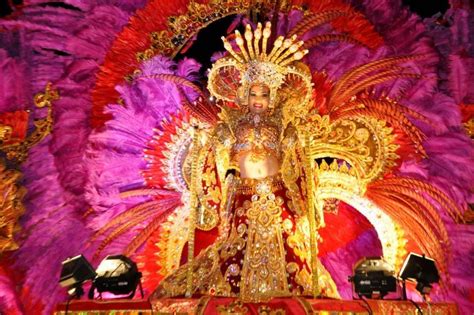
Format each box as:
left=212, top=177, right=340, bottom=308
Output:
left=207, top=22, right=313, bottom=110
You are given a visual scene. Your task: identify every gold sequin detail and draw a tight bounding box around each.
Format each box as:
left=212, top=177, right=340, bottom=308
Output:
left=239, top=179, right=290, bottom=302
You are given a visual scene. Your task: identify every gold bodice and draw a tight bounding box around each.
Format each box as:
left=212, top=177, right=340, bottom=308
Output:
left=230, top=116, right=281, bottom=179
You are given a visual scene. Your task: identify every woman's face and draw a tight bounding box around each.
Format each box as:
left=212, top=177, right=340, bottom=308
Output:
left=248, top=84, right=270, bottom=114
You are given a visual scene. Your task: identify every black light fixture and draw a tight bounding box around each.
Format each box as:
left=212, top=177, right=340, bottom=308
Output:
left=89, top=255, right=143, bottom=299
left=400, top=252, right=439, bottom=297
left=350, top=257, right=397, bottom=299
left=59, top=255, right=96, bottom=298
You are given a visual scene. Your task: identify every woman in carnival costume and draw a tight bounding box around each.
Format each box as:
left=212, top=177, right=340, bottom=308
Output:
left=153, top=22, right=339, bottom=301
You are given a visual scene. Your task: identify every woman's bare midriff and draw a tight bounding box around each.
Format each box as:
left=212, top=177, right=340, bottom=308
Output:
left=237, top=152, right=280, bottom=179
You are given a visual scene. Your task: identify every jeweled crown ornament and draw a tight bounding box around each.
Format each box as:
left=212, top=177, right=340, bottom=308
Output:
left=207, top=22, right=312, bottom=108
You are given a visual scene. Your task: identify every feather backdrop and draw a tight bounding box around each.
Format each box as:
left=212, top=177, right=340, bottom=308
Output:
left=0, top=0, right=473, bottom=314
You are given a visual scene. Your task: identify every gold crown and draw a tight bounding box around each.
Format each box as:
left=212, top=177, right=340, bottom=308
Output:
left=207, top=22, right=313, bottom=109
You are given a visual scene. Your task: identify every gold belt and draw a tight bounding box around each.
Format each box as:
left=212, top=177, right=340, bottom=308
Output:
left=236, top=174, right=284, bottom=195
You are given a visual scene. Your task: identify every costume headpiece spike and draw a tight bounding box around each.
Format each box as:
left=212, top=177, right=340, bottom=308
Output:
left=244, top=25, right=255, bottom=60
left=234, top=31, right=249, bottom=62
left=267, top=36, right=284, bottom=61
left=253, top=22, right=262, bottom=58
left=261, top=22, right=271, bottom=60
left=274, top=36, right=299, bottom=64
left=280, top=49, right=309, bottom=66
left=222, top=36, right=244, bottom=63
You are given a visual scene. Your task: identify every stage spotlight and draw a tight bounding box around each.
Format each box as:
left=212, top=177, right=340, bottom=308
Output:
left=59, top=255, right=96, bottom=298
left=91, top=255, right=143, bottom=299
left=350, top=257, right=397, bottom=299
left=400, top=253, right=439, bottom=296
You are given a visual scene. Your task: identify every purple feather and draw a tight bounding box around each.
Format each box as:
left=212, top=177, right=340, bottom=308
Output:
left=0, top=50, right=30, bottom=112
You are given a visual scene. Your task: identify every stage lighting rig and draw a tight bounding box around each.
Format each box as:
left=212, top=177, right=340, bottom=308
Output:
left=59, top=255, right=96, bottom=298
left=400, top=253, right=439, bottom=297
left=350, top=257, right=397, bottom=299
left=90, top=255, right=143, bottom=299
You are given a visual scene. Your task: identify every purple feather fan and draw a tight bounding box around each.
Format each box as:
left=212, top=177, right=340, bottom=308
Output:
left=85, top=55, right=201, bottom=253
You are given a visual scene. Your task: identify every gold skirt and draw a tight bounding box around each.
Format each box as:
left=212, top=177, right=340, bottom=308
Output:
left=151, top=174, right=339, bottom=302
